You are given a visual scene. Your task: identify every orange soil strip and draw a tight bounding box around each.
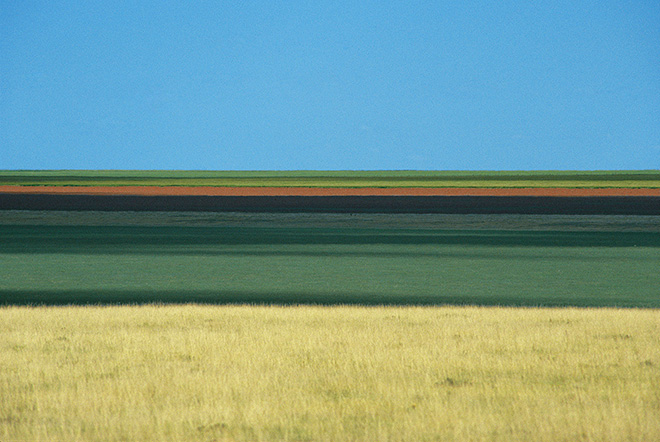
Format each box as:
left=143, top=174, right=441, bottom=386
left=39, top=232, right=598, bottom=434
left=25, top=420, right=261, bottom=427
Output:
left=1, top=186, right=660, bottom=197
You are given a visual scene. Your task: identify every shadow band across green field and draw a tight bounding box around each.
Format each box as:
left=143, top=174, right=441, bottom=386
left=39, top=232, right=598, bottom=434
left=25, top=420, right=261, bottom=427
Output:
left=2, top=194, right=660, bottom=214
left=1, top=289, right=656, bottom=308
left=3, top=225, right=660, bottom=251
left=2, top=224, right=659, bottom=308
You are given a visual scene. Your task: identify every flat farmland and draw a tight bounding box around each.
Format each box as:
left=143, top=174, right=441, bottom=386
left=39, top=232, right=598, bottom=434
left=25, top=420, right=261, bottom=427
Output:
left=1, top=213, right=659, bottom=307
left=2, top=169, right=660, bottom=187
left=2, top=170, right=660, bottom=441
left=2, top=170, right=660, bottom=215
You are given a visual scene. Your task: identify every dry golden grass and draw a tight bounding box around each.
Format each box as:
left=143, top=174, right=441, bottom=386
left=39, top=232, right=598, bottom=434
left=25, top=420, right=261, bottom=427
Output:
left=1, top=305, right=659, bottom=442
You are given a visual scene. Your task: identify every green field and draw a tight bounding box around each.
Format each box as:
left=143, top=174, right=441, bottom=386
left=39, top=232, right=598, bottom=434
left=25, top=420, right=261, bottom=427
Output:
left=2, top=169, right=659, bottom=187
left=1, top=213, right=659, bottom=307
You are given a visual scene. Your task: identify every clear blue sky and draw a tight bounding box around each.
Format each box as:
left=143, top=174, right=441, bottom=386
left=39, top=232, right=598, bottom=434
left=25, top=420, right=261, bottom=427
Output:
left=2, top=1, right=659, bottom=170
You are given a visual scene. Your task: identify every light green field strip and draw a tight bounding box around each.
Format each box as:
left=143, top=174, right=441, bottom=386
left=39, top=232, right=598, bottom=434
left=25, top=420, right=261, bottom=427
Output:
left=1, top=170, right=659, bottom=187
left=2, top=225, right=659, bottom=308
left=1, top=305, right=658, bottom=442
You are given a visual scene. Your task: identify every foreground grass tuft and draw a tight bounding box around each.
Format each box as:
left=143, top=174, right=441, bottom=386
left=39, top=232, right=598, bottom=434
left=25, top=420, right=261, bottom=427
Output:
left=1, top=305, right=659, bottom=441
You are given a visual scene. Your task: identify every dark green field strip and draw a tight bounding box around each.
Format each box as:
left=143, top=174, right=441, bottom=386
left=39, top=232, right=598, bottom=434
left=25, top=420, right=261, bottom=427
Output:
left=2, top=170, right=659, bottom=178
left=2, top=211, right=659, bottom=232
left=3, top=173, right=660, bottom=183
left=2, top=170, right=659, bottom=187
left=5, top=169, right=660, bottom=179
left=2, top=289, right=655, bottom=308
left=3, top=194, right=659, bottom=214
left=2, top=225, right=658, bottom=308
left=3, top=225, right=660, bottom=251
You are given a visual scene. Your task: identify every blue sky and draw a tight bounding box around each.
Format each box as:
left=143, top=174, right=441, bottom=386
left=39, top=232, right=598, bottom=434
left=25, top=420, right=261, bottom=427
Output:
left=2, top=1, right=659, bottom=170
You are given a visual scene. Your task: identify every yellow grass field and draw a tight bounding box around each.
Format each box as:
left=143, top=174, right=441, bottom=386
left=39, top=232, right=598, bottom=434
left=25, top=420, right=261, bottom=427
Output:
left=1, top=305, right=659, bottom=442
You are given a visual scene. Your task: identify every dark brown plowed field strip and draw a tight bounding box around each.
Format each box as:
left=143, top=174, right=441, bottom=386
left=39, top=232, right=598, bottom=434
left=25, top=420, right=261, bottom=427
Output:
left=2, top=194, right=659, bottom=215
left=1, top=186, right=660, bottom=196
